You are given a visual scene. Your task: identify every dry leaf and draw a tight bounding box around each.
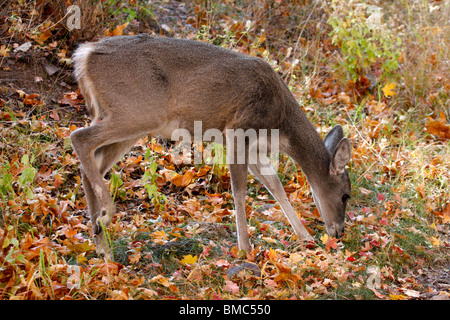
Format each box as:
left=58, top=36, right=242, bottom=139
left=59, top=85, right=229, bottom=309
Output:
left=338, top=91, right=351, bottom=104
left=38, top=29, right=52, bottom=44
left=425, top=111, right=450, bottom=140
left=180, top=254, right=198, bottom=266
left=0, top=44, right=11, bottom=57
left=107, top=22, right=130, bottom=36
left=149, top=275, right=174, bottom=288
left=181, top=170, right=194, bottom=187
left=382, top=82, right=396, bottom=97
left=224, top=280, right=239, bottom=294
left=138, top=287, right=158, bottom=298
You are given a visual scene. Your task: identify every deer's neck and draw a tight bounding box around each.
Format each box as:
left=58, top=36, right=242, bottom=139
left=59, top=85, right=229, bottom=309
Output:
left=280, top=102, right=331, bottom=186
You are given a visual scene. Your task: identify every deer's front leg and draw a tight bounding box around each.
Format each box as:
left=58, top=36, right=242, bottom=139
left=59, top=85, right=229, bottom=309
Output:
left=229, top=163, right=251, bottom=252
left=249, top=158, right=313, bottom=241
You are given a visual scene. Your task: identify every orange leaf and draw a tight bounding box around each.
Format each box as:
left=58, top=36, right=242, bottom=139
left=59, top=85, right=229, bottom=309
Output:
left=267, top=247, right=278, bottom=261
left=23, top=93, right=42, bottom=106
left=38, top=29, right=52, bottom=44
left=416, top=183, right=425, bottom=198
left=128, top=251, right=141, bottom=264
left=196, top=165, right=211, bottom=177
left=170, top=172, right=183, bottom=187
left=107, top=22, right=129, bottom=37
left=425, top=111, right=450, bottom=140
left=181, top=170, right=194, bottom=187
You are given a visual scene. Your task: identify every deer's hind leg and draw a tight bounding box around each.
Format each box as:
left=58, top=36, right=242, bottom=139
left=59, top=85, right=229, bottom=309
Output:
left=71, top=123, right=142, bottom=258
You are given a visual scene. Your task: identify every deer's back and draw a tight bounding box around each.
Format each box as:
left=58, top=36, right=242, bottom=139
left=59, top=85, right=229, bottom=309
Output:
left=75, top=35, right=289, bottom=134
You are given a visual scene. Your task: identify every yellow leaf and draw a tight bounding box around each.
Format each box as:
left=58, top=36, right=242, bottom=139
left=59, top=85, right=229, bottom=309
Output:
left=389, top=294, right=406, bottom=300
left=180, top=254, right=198, bottom=266
left=0, top=44, right=10, bottom=57
left=430, top=236, right=440, bottom=246
left=288, top=252, right=303, bottom=264
left=320, top=233, right=329, bottom=244
left=382, top=82, right=396, bottom=97
left=267, top=248, right=277, bottom=261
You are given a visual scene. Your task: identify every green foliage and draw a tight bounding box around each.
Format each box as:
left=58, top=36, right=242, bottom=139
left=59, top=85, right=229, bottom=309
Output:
left=0, top=154, right=37, bottom=200
left=327, top=0, right=401, bottom=82
left=109, top=166, right=124, bottom=201
left=142, top=140, right=168, bottom=211
left=105, top=0, right=156, bottom=23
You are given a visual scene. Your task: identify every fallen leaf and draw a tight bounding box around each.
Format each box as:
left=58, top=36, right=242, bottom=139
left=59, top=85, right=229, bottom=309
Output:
left=267, top=247, right=278, bottom=261
left=149, top=275, right=174, bottom=288
left=416, top=183, right=425, bottom=198
left=128, top=250, right=141, bottom=264
left=23, top=93, right=42, bottom=106
left=0, top=44, right=11, bottom=57
left=320, top=233, right=329, bottom=244
left=338, top=91, right=351, bottom=104
left=215, top=259, right=230, bottom=268
left=389, top=294, right=407, bottom=300
left=430, top=236, right=440, bottom=246
left=224, top=280, right=239, bottom=294
left=382, top=82, right=396, bottom=97
left=180, top=254, right=198, bottom=266
left=425, top=111, right=450, bottom=140
left=107, top=22, right=130, bottom=36
left=403, top=289, right=421, bottom=298
left=264, top=279, right=277, bottom=289
left=262, top=236, right=277, bottom=244
left=150, top=230, right=168, bottom=244
left=138, top=287, right=158, bottom=298
left=181, top=170, right=194, bottom=187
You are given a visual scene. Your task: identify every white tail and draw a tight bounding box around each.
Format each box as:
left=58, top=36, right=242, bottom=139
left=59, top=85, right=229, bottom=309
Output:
left=70, top=35, right=352, bottom=259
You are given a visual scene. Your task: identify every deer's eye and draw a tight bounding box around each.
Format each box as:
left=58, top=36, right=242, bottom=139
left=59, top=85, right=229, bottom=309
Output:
left=342, top=194, right=351, bottom=204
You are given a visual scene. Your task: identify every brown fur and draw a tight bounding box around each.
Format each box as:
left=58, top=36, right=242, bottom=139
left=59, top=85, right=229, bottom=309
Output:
left=70, top=35, right=352, bottom=258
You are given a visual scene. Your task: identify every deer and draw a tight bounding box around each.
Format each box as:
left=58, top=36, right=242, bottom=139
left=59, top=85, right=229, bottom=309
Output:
left=70, top=35, right=352, bottom=259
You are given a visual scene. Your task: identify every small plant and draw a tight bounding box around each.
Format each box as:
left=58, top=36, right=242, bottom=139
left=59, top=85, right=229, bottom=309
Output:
left=326, top=0, right=402, bottom=84
left=109, top=165, right=124, bottom=201
left=142, top=141, right=167, bottom=212
left=18, top=154, right=37, bottom=199
left=204, top=142, right=228, bottom=179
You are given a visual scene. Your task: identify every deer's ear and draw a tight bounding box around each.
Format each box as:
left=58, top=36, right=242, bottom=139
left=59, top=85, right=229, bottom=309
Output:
left=330, top=138, right=351, bottom=176
left=324, top=125, right=344, bottom=154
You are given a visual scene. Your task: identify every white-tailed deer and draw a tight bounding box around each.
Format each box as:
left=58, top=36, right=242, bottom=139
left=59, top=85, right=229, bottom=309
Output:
left=70, top=35, right=352, bottom=259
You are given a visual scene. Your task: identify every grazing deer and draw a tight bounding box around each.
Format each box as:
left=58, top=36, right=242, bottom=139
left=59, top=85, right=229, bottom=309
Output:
left=70, top=35, right=352, bottom=259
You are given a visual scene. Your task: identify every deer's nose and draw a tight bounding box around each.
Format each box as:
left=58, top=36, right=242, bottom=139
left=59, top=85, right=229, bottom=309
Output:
left=327, top=223, right=345, bottom=238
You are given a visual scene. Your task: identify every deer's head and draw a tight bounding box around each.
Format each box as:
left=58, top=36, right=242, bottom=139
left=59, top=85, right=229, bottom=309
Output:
left=311, top=125, right=352, bottom=238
